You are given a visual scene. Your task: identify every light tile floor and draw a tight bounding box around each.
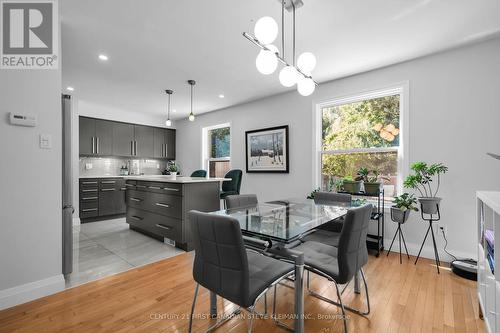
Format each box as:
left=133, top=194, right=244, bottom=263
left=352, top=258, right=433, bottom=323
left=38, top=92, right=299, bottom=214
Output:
left=66, top=218, right=183, bottom=288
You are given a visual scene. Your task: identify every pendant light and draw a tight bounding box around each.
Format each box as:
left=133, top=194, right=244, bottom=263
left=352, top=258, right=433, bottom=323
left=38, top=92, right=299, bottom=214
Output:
left=187, top=80, right=196, bottom=121
left=165, top=89, right=173, bottom=127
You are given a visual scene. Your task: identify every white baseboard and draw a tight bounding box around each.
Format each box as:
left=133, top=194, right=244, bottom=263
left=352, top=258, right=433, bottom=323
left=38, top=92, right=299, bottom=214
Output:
left=384, top=238, right=476, bottom=263
left=0, top=274, right=65, bottom=310
left=73, top=217, right=81, bottom=226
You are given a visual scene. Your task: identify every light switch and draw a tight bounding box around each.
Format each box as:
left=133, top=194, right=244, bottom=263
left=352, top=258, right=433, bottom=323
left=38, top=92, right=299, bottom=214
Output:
left=39, top=134, right=52, bottom=149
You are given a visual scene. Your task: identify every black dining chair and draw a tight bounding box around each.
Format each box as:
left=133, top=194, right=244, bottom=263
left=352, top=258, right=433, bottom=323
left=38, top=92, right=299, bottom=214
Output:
left=188, top=210, right=294, bottom=333
left=220, top=169, right=243, bottom=200
left=225, top=194, right=258, bottom=210
left=300, top=192, right=352, bottom=247
left=292, top=204, right=372, bottom=333
left=190, top=169, right=207, bottom=177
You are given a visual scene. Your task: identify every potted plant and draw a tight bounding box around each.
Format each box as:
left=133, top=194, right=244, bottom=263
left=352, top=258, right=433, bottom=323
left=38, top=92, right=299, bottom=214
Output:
left=307, top=188, right=320, bottom=199
left=357, top=167, right=389, bottom=195
left=342, top=175, right=362, bottom=194
left=391, top=193, right=418, bottom=223
left=403, top=162, right=448, bottom=214
left=167, top=162, right=179, bottom=179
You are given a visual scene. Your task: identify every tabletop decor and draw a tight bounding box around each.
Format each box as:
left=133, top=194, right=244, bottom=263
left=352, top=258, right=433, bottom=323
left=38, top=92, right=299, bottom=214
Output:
left=246, top=125, right=289, bottom=173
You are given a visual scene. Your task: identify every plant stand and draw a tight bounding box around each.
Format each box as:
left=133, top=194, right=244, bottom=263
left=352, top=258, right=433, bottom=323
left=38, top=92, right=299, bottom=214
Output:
left=414, top=204, right=441, bottom=274
left=387, top=210, right=410, bottom=264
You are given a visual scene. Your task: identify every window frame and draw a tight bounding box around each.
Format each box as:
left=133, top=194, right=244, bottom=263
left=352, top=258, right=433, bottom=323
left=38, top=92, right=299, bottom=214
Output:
left=312, top=82, right=409, bottom=196
left=201, top=122, right=231, bottom=175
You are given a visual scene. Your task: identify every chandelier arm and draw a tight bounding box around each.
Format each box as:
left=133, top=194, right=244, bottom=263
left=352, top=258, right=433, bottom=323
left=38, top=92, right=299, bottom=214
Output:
left=242, top=32, right=318, bottom=86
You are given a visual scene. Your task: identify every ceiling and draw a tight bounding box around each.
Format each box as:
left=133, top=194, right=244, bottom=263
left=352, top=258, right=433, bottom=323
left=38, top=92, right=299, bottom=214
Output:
left=61, top=0, right=500, bottom=120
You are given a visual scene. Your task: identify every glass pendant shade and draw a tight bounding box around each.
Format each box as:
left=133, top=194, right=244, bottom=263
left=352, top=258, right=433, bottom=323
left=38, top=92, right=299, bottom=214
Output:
left=279, top=65, right=299, bottom=87
left=165, top=119, right=172, bottom=127
left=254, top=17, right=278, bottom=45
left=297, top=76, right=315, bottom=96
left=188, top=113, right=195, bottom=121
left=297, top=52, right=317, bottom=74
left=256, top=49, right=278, bottom=75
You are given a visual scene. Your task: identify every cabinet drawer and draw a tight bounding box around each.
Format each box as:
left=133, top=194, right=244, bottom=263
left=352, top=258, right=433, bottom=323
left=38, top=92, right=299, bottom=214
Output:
left=135, top=181, right=183, bottom=196
left=80, top=207, right=98, bottom=218
left=80, top=179, right=98, bottom=191
left=127, top=189, right=182, bottom=219
left=127, top=208, right=182, bottom=242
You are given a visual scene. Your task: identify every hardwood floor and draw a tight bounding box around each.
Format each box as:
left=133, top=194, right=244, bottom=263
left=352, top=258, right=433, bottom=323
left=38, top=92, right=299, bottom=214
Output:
left=0, top=252, right=484, bottom=333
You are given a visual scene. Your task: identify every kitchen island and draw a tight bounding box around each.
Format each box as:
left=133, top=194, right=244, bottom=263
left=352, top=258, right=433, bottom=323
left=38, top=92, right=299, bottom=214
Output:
left=124, top=176, right=228, bottom=251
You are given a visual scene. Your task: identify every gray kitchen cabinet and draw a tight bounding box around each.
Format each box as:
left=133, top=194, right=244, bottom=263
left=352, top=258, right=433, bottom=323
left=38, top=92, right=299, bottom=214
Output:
left=112, top=122, right=135, bottom=157
left=134, top=125, right=154, bottom=158
left=79, top=117, right=96, bottom=155
left=94, top=119, right=113, bottom=155
left=165, top=129, right=176, bottom=160
left=79, top=178, right=126, bottom=221
left=153, top=128, right=176, bottom=159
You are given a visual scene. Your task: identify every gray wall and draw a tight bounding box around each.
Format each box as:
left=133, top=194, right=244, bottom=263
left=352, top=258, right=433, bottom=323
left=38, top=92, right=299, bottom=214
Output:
left=0, top=57, right=63, bottom=303
left=177, top=37, right=500, bottom=260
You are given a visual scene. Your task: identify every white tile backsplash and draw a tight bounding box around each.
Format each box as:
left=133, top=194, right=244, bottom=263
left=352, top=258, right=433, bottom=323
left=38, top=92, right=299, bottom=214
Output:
left=79, top=157, right=169, bottom=177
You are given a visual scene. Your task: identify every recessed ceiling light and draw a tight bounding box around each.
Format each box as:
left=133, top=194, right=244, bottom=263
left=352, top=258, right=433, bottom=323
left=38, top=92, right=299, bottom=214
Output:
left=219, top=94, right=225, bottom=98
left=98, top=54, right=109, bottom=61
left=66, top=86, right=74, bottom=91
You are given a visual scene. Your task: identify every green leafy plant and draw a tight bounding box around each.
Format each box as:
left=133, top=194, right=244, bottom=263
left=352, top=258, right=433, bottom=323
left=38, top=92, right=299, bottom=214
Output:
left=393, top=193, right=418, bottom=212
left=168, top=162, right=179, bottom=173
left=343, top=175, right=354, bottom=182
left=356, top=167, right=390, bottom=183
left=403, top=162, right=448, bottom=197
left=307, top=188, right=320, bottom=199
left=355, top=167, right=369, bottom=181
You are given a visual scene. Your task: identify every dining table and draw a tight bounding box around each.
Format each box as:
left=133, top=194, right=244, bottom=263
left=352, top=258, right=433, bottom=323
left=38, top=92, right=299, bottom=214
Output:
left=207, top=197, right=358, bottom=333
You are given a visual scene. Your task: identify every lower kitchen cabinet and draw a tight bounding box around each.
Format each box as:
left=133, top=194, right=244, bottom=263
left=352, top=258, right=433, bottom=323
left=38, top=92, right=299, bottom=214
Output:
left=79, top=178, right=126, bottom=221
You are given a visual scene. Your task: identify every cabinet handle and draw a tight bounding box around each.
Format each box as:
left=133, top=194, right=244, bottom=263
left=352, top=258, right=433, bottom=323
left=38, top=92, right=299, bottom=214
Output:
left=125, top=184, right=135, bottom=187
left=120, top=187, right=126, bottom=191
left=155, top=203, right=170, bottom=208
left=155, top=224, right=172, bottom=230
left=92, top=137, right=95, bottom=154
left=165, top=144, right=168, bottom=158
left=134, top=141, right=137, bottom=156
left=101, top=181, right=116, bottom=184
left=136, top=185, right=146, bottom=188
left=82, top=189, right=98, bottom=192
left=131, top=141, right=134, bottom=156
left=82, top=208, right=98, bottom=212
left=130, top=197, right=142, bottom=202
left=96, top=137, right=99, bottom=154
left=149, top=186, right=161, bottom=190
left=163, top=187, right=179, bottom=192
left=82, top=181, right=97, bottom=185
left=131, top=215, right=143, bottom=221
left=101, top=188, right=116, bottom=192
left=82, top=197, right=98, bottom=200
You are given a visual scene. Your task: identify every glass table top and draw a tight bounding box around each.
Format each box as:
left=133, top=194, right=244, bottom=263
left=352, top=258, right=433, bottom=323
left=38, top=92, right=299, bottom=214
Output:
left=211, top=197, right=350, bottom=243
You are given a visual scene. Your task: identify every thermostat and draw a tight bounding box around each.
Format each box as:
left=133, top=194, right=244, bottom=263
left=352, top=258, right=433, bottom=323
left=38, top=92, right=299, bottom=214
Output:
left=9, top=112, right=37, bottom=127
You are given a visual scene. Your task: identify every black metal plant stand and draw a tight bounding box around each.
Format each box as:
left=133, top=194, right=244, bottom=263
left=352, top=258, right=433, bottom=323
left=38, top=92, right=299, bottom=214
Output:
left=387, top=210, right=410, bottom=264
left=414, top=204, right=441, bottom=274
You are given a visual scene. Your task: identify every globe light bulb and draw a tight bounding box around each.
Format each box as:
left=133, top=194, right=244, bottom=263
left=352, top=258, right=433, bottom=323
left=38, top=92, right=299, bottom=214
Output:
left=256, top=49, right=278, bottom=75
left=297, top=52, right=317, bottom=74
left=188, top=113, right=195, bottom=121
left=297, top=76, right=315, bottom=96
left=165, top=119, right=172, bottom=127
left=254, top=17, right=278, bottom=45
left=279, top=66, right=299, bottom=87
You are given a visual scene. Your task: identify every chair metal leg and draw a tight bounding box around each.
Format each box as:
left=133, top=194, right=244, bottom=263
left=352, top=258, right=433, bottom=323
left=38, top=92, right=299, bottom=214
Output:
left=414, top=223, right=431, bottom=265
left=400, top=227, right=410, bottom=259
left=386, top=227, right=399, bottom=256
left=308, top=267, right=370, bottom=316
left=189, top=283, right=200, bottom=333
left=333, top=280, right=348, bottom=333
left=247, top=306, right=255, bottom=333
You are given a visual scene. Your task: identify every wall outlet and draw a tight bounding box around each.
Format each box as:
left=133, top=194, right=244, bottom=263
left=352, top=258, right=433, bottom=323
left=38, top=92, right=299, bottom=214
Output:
left=157, top=163, right=160, bottom=169
left=439, top=224, right=448, bottom=236
left=85, top=163, right=93, bottom=170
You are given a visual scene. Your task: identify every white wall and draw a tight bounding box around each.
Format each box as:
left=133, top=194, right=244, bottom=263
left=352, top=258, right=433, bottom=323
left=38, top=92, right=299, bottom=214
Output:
left=0, top=46, right=63, bottom=308
left=177, top=37, right=500, bottom=260
left=71, top=99, right=175, bottom=222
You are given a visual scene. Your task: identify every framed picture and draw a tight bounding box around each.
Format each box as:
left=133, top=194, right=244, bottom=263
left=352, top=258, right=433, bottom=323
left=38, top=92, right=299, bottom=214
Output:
left=245, top=125, right=289, bottom=173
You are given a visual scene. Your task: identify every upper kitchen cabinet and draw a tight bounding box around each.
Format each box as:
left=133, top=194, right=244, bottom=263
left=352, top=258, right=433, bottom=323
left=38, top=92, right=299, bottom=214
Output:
left=112, top=122, right=135, bottom=157
left=79, top=117, right=113, bottom=156
left=153, top=128, right=176, bottom=159
left=134, top=125, right=155, bottom=158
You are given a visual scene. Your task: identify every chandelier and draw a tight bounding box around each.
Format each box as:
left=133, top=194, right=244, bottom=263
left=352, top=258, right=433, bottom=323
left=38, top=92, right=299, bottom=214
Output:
left=243, top=0, right=318, bottom=96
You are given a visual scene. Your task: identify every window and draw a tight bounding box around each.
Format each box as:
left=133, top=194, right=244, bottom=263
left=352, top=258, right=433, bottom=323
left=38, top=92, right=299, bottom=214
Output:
left=315, top=85, right=408, bottom=198
left=202, top=124, right=231, bottom=178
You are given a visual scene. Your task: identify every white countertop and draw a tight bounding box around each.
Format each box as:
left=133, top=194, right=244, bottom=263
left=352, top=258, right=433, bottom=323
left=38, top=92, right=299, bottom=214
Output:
left=125, top=176, right=230, bottom=183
